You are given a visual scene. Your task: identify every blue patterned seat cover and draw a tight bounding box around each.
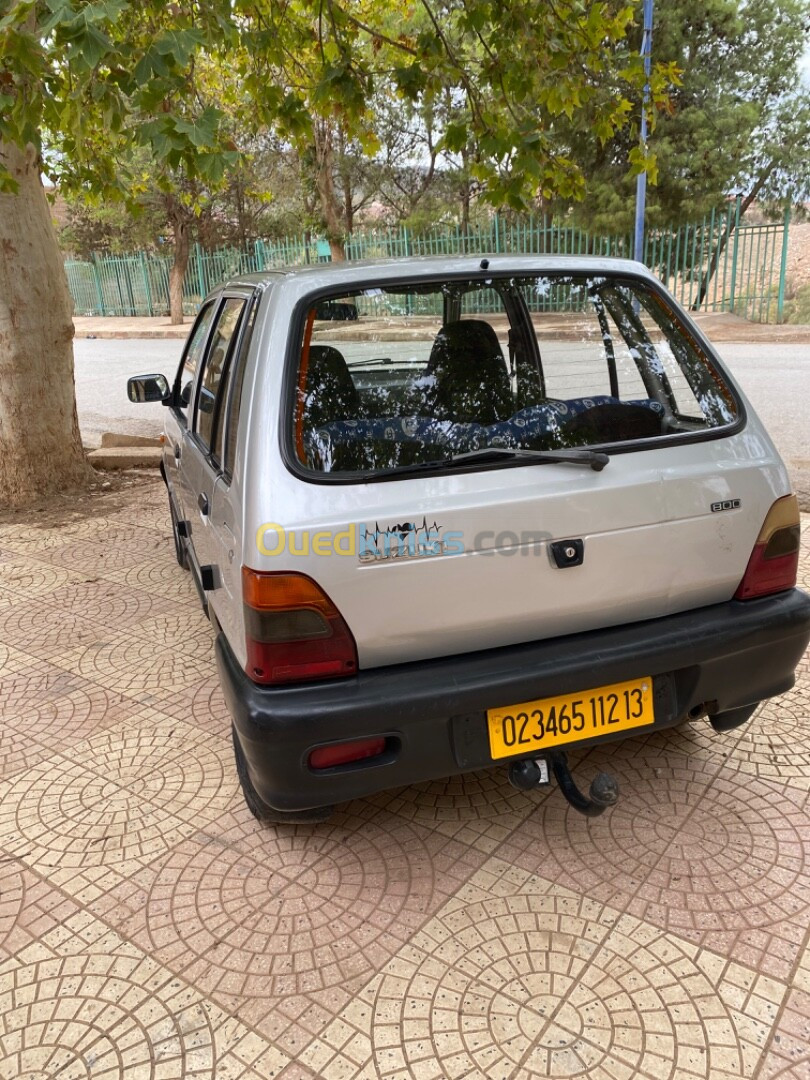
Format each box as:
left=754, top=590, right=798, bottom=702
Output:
left=307, top=397, right=665, bottom=464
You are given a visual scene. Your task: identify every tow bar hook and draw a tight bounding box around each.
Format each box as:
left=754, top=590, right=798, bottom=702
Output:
left=507, top=751, right=620, bottom=817
left=550, top=751, right=619, bottom=816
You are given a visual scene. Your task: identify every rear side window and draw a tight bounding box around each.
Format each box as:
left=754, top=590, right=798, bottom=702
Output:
left=290, top=274, right=739, bottom=477
left=175, top=301, right=217, bottom=418
left=221, top=298, right=258, bottom=477
left=194, top=297, right=246, bottom=451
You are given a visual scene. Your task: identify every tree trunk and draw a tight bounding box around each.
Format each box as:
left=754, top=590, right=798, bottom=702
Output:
left=168, top=215, right=190, bottom=325
left=0, top=139, right=92, bottom=507
left=338, top=131, right=355, bottom=235
left=313, top=120, right=346, bottom=261
left=344, top=178, right=354, bottom=235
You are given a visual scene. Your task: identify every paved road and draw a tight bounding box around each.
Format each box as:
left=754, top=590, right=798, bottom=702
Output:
left=74, top=339, right=183, bottom=446
left=719, top=344, right=810, bottom=510
left=74, top=338, right=810, bottom=506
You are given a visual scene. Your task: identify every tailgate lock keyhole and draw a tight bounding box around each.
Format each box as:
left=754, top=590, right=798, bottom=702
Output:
left=550, top=539, right=584, bottom=568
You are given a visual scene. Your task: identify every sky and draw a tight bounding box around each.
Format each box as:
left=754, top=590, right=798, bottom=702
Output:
left=801, top=42, right=810, bottom=86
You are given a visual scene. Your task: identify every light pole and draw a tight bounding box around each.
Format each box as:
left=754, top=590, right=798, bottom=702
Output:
left=633, top=0, right=654, bottom=263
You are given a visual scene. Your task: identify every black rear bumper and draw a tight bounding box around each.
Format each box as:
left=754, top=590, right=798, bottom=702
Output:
left=217, top=588, right=810, bottom=811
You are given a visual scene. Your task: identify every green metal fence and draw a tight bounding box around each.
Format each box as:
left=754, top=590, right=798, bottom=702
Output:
left=64, top=202, right=791, bottom=323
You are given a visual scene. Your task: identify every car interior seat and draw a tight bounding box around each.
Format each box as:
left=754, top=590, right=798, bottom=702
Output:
left=302, top=345, right=362, bottom=429
left=426, top=320, right=513, bottom=424
left=560, top=402, right=663, bottom=447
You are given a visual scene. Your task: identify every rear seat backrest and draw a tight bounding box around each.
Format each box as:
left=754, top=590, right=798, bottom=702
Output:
left=303, top=345, right=362, bottom=429
left=426, top=320, right=512, bottom=424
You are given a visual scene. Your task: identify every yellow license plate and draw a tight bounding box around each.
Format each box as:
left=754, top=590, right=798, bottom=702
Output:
left=487, top=676, right=654, bottom=760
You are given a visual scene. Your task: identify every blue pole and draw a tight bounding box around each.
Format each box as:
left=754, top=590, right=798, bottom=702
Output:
left=633, top=0, right=654, bottom=263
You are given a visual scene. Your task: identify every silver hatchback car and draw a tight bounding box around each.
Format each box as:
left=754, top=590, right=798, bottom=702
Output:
left=129, top=256, right=810, bottom=823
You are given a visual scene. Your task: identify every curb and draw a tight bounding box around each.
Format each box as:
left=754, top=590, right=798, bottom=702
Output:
left=88, top=446, right=163, bottom=470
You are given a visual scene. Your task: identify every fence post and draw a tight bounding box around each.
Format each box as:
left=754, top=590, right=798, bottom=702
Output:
left=139, top=252, right=154, bottom=317
left=729, top=194, right=742, bottom=313
left=195, top=242, right=206, bottom=306
left=91, top=253, right=106, bottom=316
left=777, top=206, right=791, bottom=323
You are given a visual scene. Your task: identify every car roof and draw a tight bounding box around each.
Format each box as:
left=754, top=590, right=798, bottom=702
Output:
left=218, top=255, right=657, bottom=294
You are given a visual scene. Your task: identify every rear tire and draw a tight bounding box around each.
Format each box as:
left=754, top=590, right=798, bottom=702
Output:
left=169, top=496, right=189, bottom=571
left=231, top=725, right=334, bottom=824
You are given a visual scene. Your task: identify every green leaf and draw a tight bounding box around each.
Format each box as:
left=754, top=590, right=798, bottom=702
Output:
left=444, top=121, right=468, bottom=153
left=153, top=27, right=206, bottom=66
left=173, top=106, right=221, bottom=149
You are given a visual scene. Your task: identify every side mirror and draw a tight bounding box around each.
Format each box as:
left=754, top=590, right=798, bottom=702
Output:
left=128, top=374, right=170, bottom=404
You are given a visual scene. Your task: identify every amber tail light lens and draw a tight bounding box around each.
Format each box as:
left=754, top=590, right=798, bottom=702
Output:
left=242, top=569, right=358, bottom=684
left=734, top=495, right=801, bottom=600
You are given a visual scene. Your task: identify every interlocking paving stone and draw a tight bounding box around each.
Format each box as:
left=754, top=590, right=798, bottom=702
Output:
left=99, top=555, right=203, bottom=606
left=0, top=601, right=114, bottom=661
left=753, top=941, right=810, bottom=1079
left=0, top=642, right=41, bottom=680
left=496, top=751, right=727, bottom=910
left=0, top=475, right=807, bottom=1078
left=47, top=632, right=214, bottom=698
left=0, top=915, right=290, bottom=1078
left=161, top=675, right=234, bottom=736
left=32, top=577, right=181, bottom=628
left=0, top=753, right=202, bottom=904
left=729, top=689, right=810, bottom=791
left=301, top=860, right=791, bottom=1080
left=88, top=806, right=488, bottom=1038
left=364, top=767, right=562, bottom=854
left=499, top=748, right=810, bottom=981
left=0, top=671, right=132, bottom=781
left=0, top=557, right=87, bottom=598
left=34, top=525, right=168, bottom=572
left=0, top=860, right=84, bottom=962
left=60, top=711, right=237, bottom=824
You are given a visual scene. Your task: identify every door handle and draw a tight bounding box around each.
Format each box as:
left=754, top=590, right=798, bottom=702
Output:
left=198, top=492, right=209, bottom=516
left=173, top=444, right=181, bottom=461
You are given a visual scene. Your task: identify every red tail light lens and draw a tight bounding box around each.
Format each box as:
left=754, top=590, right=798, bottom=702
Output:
left=242, top=569, right=358, bottom=684
left=734, top=495, right=800, bottom=600
left=309, top=737, right=386, bottom=770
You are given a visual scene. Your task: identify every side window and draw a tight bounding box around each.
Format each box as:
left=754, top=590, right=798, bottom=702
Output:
left=175, top=301, right=217, bottom=420
left=221, top=298, right=258, bottom=477
left=194, top=297, right=246, bottom=451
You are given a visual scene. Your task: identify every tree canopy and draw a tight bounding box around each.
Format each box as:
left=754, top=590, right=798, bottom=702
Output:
left=2, top=0, right=676, bottom=207
left=552, top=0, right=810, bottom=232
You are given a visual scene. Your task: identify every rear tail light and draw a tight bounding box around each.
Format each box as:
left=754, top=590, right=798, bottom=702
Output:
left=309, top=737, right=386, bottom=770
left=734, top=495, right=800, bottom=600
left=242, top=569, right=358, bottom=684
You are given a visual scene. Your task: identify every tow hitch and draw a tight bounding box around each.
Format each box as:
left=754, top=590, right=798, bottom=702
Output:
left=508, top=751, right=620, bottom=817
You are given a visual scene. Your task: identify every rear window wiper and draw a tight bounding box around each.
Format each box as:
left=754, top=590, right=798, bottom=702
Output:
left=447, top=447, right=610, bottom=472
left=360, top=446, right=610, bottom=480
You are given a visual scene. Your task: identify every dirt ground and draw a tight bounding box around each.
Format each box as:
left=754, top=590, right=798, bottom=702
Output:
left=784, top=220, right=810, bottom=293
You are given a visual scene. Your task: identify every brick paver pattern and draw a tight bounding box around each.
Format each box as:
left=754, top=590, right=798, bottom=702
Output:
left=0, top=476, right=808, bottom=1080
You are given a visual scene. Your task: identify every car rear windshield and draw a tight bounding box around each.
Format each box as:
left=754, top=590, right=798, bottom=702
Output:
left=291, top=273, right=739, bottom=477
